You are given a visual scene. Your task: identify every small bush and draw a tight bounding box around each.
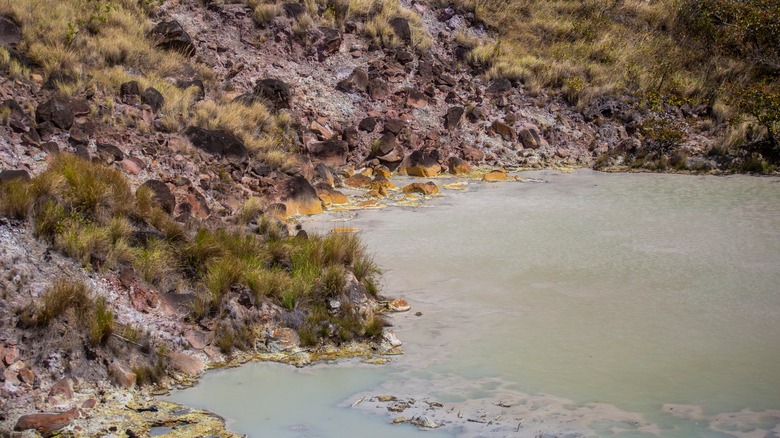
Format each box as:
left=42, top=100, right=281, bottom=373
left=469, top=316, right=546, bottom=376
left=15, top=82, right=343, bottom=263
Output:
left=89, top=297, right=114, bottom=346
left=0, top=178, right=33, bottom=220
left=37, top=278, right=92, bottom=326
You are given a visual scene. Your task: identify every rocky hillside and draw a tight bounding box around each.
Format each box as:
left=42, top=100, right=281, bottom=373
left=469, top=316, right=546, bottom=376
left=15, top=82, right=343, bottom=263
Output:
left=0, top=0, right=777, bottom=435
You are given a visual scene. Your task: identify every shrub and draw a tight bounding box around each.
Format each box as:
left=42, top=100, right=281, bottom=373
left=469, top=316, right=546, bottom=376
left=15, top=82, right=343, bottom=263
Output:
left=37, top=278, right=92, bottom=326
left=0, top=178, right=33, bottom=220
left=89, top=297, right=114, bottom=346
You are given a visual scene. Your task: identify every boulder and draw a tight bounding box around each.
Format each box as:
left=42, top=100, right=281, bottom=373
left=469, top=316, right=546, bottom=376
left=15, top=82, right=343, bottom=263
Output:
left=486, top=78, right=512, bottom=94
left=406, top=90, right=427, bottom=109
left=0, top=16, right=21, bottom=48
left=386, top=298, right=411, bottom=312
left=518, top=125, right=544, bottom=149
left=151, top=20, right=195, bottom=57
left=358, top=116, right=377, bottom=132
left=281, top=176, right=323, bottom=216
left=69, top=121, right=94, bottom=145
left=307, top=140, right=348, bottom=166
left=184, top=126, right=248, bottom=160
left=36, top=97, right=74, bottom=130
left=315, top=182, right=348, bottom=205
left=343, top=173, right=373, bottom=188
left=0, top=169, right=30, bottom=182
left=108, top=361, right=136, bottom=388
left=388, top=17, right=411, bottom=44
left=447, top=156, right=472, bottom=175
left=482, top=169, right=508, bottom=181
left=119, top=81, right=141, bottom=102
left=170, top=352, right=205, bottom=376
left=444, top=106, right=464, bottom=130
left=47, top=378, right=74, bottom=407
left=309, top=119, right=335, bottom=139
left=96, top=143, right=124, bottom=164
left=138, top=180, right=175, bottom=214
left=372, top=133, right=398, bottom=157
left=373, top=165, right=391, bottom=179
left=367, top=78, right=389, bottom=100
left=382, top=119, right=405, bottom=135
left=14, top=408, right=81, bottom=437
left=402, top=181, right=438, bottom=195
left=254, top=79, right=291, bottom=111
left=267, top=327, right=299, bottom=352
left=336, top=68, right=369, bottom=93
left=398, top=150, right=440, bottom=177
left=466, top=106, right=485, bottom=122
left=314, top=162, right=336, bottom=186
left=316, top=27, right=342, bottom=60
left=491, top=120, right=514, bottom=140
left=342, top=127, right=359, bottom=149
left=142, top=87, right=164, bottom=112
left=282, top=2, right=306, bottom=18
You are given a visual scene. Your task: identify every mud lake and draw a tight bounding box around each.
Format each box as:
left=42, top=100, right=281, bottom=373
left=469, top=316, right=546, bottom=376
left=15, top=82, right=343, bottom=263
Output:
left=167, top=170, right=780, bottom=437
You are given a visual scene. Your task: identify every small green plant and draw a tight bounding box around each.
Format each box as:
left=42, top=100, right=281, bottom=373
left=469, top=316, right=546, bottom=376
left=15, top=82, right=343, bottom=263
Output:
left=89, top=297, right=114, bottom=345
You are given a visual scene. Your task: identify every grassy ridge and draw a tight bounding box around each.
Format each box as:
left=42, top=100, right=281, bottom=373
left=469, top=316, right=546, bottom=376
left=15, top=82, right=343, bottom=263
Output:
left=447, top=0, right=778, bottom=152
left=0, top=154, right=385, bottom=351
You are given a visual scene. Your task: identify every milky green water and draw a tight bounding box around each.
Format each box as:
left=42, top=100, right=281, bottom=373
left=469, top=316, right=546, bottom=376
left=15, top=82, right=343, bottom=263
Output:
left=167, top=170, right=780, bottom=437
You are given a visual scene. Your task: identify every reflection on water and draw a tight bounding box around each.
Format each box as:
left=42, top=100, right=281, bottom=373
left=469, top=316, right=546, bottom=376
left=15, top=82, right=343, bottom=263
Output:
left=167, top=171, right=780, bottom=437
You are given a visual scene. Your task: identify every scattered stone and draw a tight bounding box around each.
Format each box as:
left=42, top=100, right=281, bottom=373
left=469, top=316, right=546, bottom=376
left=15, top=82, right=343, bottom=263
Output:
left=402, top=182, right=438, bottom=196
left=170, top=353, right=205, bottom=376
left=396, top=49, right=414, bottom=64
left=184, top=330, right=209, bottom=350
left=142, top=87, right=164, bottom=112
left=0, top=169, right=30, bottom=182
left=486, top=78, right=512, bottom=94
left=343, top=173, right=373, bottom=188
left=108, top=361, right=136, bottom=388
left=315, top=183, right=348, bottom=205
left=307, top=140, right=348, bottom=166
left=151, top=20, right=195, bottom=56
left=482, top=169, right=508, bottom=181
left=120, top=81, right=141, bottom=103
left=138, top=180, right=175, bottom=214
left=399, top=150, right=440, bottom=177
left=316, top=27, right=342, bottom=60
left=47, top=378, right=74, bottom=407
left=336, top=68, right=369, bottom=93
left=386, top=298, right=411, bottom=312
left=281, top=176, right=323, bottom=216
left=14, top=408, right=81, bottom=436
left=254, top=78, right=291, bottom=111
left=372, top=133, right=398, bottom=157
left=373, top=165, right=391, bottom=179
left=411, top=415, right=441, bottom=429
left=447, top=156, right=472, bottom=175
left=69, top=121, right=94, bottom=145
left=36, top=97, right=74, bottom=130
left=184, top=126, right=248, bottom=160
left=406, top=90, right=427, bottom=109
left=388, top=17, right=411, bottom=44
left=0, top=16, right=21, bottom=48
left=444, top=106, right=464, bottom=130
left=518, top=125, right=544, bottom=149
left=282, top=2, right=306, bottom=18
left=96, top=143, right=124, bottom=164
left=367, top=78, right=389, bottom=100
left=358, top=116, right=377, bottom=132
left=382, top=119, right=405, bottom=135
left=309, top=119, right=335, bottom=139
left=491, top=120, right=514, bottom=140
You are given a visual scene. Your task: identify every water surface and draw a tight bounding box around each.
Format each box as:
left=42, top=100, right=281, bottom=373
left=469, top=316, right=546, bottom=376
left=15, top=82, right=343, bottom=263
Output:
left=168, top=170, right=780, bottom=437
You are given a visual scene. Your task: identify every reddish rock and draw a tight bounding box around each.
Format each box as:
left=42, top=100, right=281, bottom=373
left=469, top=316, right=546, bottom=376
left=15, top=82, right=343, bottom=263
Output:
left=402, top=181, right=439, bottom=195
left=151, top=20, right=195, bottom=57
left=483, top=169, right=508, bottom=181
left=47, top=378, right=74, bottom=406
left=35, top=97, right=74, bottom=130
left=170, top=352, right=205, bottom=376
left=185, top=330, right=209, bottom=350
left=358, top=116, right=377, bottom=132
left=406, top=90, right=427, bottom=109
left=368, top=78, right=389, bottom=100
left=14, top=408, right=81, bottom=437
left=108, top=361, right=136, bottom=388
left=310, top=119, right=335, bottom=139
left=387, top=298, right=411, bottom=312
left=281, top=176, right=323, bottom=216
left=518, top=125, right=544, bottom=149
left=307, top=140, right=349, bottom=166
left=316, top=27, right=342, bottom=60
left=138, top=179, right=175, bottom=214
left=399, top=150, right=441, bottom=177
left=254, top=78, right=291, bottom=111
left=447, top=156, right=472, bottom=175
left=343, top=173, right=373, bottom=188
left=444, top=106, right=465, bottom=130
left=336, top=68, right=369, bottom=93
left=491, top=120, right=514, bottom=140
left=120, top=157, right=143, bottom=175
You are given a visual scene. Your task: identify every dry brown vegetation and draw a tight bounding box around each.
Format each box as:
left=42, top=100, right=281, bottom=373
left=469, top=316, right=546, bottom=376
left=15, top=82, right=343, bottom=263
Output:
left=1, top=154, right=384, bottom=348
left=445, top=0, right=779, bottom=153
